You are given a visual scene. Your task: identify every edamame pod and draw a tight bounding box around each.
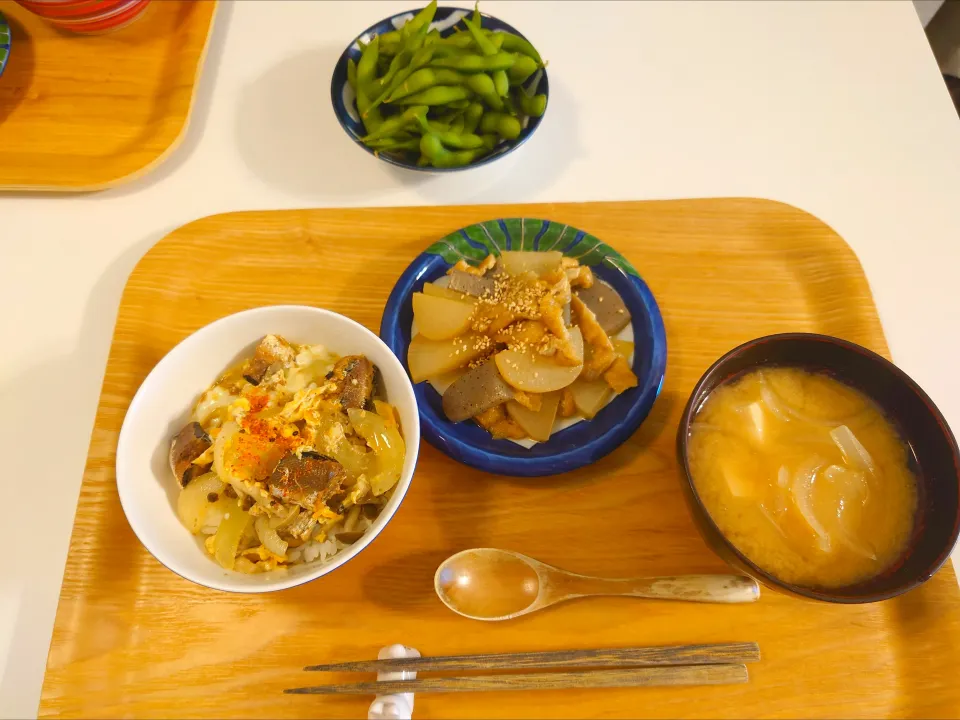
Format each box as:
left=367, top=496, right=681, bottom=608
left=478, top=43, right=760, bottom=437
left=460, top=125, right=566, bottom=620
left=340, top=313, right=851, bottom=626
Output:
left=440, top=33, right=475, bottom=48
left=462, top=102, right=484, bottom=133
left=356, top=36, right=380, bottom=92
left=387, top=67, right=466, bottom=102
left=415, top=114, right=484, bottom=149
left=361, top=105, right=427, bottom=143
left=370, top=137, right=420, bottom=153
left=507, top=54, right=539, bottom=85
left=493, top=70, right=509, bottom=96
left=479, top=111, right=522, bottom=140
left=369, top=46, right=435, bottom=114
left=356, top=86, right=384, bottom=134
left=498, top=31, right=543, bottom=65
left=514, top=90, right=547, bottom=117
left=401, top=0, right=437, bottom=40
left=465, top=73, right=503, bottom=111
left=420, top=133, right=484, bottom=167
left=394, top=85, right=472, bottom=105
left=346, top=58, right=358, bottom=92
left=430, top=52, right=516, bottom=73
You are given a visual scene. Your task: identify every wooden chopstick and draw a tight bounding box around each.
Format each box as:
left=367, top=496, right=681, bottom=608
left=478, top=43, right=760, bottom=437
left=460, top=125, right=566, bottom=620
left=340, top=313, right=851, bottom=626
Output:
left=303, top=642, right=760, bottom=673
left=285, top=664, right=748, bottom=695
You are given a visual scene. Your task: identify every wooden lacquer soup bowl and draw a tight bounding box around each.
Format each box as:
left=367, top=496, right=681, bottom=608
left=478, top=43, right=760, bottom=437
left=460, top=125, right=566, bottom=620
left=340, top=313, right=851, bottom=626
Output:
left=676, top=333, right=960, bottom=603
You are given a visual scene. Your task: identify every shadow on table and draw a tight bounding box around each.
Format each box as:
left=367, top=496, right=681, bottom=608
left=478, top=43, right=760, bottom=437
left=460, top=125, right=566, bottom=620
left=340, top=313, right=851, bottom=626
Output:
left=235, top=47, right=584, bottom=203
left=235, top=46, right=425, bottom=200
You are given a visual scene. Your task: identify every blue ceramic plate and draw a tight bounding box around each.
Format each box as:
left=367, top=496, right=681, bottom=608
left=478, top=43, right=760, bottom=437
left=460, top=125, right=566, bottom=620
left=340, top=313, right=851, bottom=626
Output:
left=0, top=12, right=10, bottom=79
left=380, top=219, right=667, bottom=477
left=331, top=6, right=548, bottom=173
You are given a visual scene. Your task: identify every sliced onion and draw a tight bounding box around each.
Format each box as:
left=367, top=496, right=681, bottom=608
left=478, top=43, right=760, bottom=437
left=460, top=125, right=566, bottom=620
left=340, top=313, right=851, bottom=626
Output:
left=837, top=531, right=877, bottom=560
left=255, top=515, right=289, bottom=557
left=745, top=402, right=767, bottom=446
left=270, top=506, right=300, bottom=530
left=791, top=456, right=832, bottom=553
left=759, top=383, right=794, bottom=424
left=342, top=505, right=362, bottom=532
left=829, top=425, right=876, bottom=475
left=777, top=465, right=790, bottom=489
left=213, top=421, right=239, bottom=480
left=176, top=473, right=223, bottom=534
left=759, top=373, right=866, bottom=428
left=213, top=506, right=252, bottom=570
left=820, top=464, right=876, bottom=560
left=194, top=386, right=236, bottom=425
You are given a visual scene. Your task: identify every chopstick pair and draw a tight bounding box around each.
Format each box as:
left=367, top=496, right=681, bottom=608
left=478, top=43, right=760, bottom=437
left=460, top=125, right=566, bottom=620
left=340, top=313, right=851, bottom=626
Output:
left=284, top=642, right=760, bottom=695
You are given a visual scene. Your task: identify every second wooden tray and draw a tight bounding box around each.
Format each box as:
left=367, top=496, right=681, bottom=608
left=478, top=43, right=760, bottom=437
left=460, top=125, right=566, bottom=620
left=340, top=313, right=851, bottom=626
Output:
left=40, top=199, right=960, bottom=718
left=0, top=0, right=216, bottom=191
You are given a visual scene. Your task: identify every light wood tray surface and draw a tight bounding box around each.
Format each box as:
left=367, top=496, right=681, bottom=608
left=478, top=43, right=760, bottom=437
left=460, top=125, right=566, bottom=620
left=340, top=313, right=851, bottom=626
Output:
left=39, top=199, right=960, bottom=718
left=0, top=0, right=216, bottom=191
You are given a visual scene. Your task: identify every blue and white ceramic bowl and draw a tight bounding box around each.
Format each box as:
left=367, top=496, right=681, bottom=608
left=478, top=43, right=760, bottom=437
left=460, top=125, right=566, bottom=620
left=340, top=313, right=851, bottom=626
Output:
left=331, top=6, right=549, bottom=172
left=0, top=12, right=11, bottom=79
left=381, top=219, right=667, bottom=477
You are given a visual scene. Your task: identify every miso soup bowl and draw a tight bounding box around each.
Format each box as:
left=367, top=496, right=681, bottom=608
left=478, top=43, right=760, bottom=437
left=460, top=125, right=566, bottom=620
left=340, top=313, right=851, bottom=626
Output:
left=676, top=333, right=960, bottom=603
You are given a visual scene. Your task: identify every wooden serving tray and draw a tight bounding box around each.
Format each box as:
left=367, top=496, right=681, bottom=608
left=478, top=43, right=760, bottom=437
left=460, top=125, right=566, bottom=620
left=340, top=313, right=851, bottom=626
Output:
left=40, top=200, right=960, bottom=718
left=0, top=0, right=215, bottom=191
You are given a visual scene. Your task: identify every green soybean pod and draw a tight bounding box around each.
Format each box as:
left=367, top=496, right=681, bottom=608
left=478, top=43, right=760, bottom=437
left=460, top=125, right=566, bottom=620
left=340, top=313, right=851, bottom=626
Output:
left=462, top=14, right=497, bottom=56
left=507, top=54, right=539, bottom=85
left=479, top=133, right=499, bottom=151
left=461, top=15, right=508, bottom=96
left=425, top=119, right=453, bottom=133
left=394, top=85, right=472, bottom=106
left=463, top=102, right=484, bottom=133
left=440, top=33, right=475, bottom=49
left=493, top=70, right=509, bottom=97
left=362, top=105, right=427, bottom=143
left=416, top=117, right=485, bottom=150
left=356, top=35, right=380, bottom=91
left=479, top=111, right=521, bottom=140
left=356, top=86, right=383, bottom=134
left=401, top=0, right=438, bottom=40
left=386, top=68, right=437, bottom=102
left=465, top=72, right=502, bottom=111
left=370, top=137, right=420, bottom=153
left=431, top=68, right=467, bottom=85
left=464, top=72, right=495, bottom=96
left=430, top=52, right=516, bottom=73
left=372, top=46, right=435, bottom=111
left=516, top=91, right=547, bottom=118
left=346, top=58, right=358, bottom=93
left=379, top=31, right=401, bottom=57
left=420, top=133, right=481, bottom=168
left=440, top=130, right=484, bottom=149
left=498, top=32, right=543, bottom=65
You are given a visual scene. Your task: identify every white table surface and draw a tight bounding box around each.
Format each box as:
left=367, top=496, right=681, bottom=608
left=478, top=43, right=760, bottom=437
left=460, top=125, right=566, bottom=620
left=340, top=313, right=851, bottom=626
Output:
left=2, top=1, right=960, bottom=716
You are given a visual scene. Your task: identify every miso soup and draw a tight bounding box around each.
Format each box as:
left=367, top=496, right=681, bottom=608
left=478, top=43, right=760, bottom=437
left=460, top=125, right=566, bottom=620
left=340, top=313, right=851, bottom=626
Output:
left=688, top=367, right=918, bottom=589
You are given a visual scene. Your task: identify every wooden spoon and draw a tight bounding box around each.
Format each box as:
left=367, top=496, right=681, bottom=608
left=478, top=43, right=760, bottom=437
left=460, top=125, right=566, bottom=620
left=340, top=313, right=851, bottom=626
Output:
left=435, top=548, right=759, bottom=621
